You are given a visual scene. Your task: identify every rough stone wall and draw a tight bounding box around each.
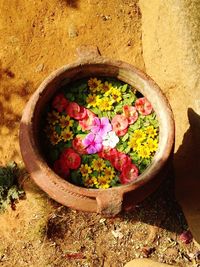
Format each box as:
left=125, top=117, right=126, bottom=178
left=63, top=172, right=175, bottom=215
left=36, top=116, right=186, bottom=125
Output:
left=139, top=0, right=200, bottom=243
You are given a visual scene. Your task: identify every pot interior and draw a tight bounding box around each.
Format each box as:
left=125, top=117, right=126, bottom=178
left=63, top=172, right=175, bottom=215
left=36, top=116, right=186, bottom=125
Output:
left=31, top=62, right=173, bottom=190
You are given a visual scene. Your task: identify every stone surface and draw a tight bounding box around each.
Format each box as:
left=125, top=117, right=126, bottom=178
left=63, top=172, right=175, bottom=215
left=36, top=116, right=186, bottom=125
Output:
left=124, top=259, right=174, bottom=267
left=139, top=0, right=200, bottom=243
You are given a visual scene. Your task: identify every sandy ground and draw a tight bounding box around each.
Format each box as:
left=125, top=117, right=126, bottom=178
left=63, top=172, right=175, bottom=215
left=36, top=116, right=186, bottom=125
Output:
left=0, top=0, right=143, bottom=163
left=0, top=1, right=200, bottom=266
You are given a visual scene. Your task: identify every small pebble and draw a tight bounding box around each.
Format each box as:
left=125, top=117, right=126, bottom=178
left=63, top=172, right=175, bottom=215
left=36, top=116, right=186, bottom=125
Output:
left=35, top=64, right=44, bottom=72
left=179, top=230, right=193, bottom=244
left=68, top=24, right=78, bottom=38
left=127, top=39, right=132, bottom=46
left=111, top=229, right=123, bottom=239
left=99, top=218, right=106, bottom=224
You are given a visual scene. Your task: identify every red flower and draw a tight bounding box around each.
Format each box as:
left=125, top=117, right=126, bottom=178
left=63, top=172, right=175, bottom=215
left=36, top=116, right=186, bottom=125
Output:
left=53, top=159, right=70, bottom=179
left=52, top=93, right=69, bottom=113
left=110, top=151, right=132, bottom=172
left=111, top=114, right=128, bottom=136
left=116, top=127, right=128, bottom=137
left=99, top=148, right=132, bottom=172
left=98, top=147, right=118, bottom=161
left=79, top=109, right=96, bottom=131
left=120, top=163, right=139, bottom=184
left=66, top=102, right=87, bottom=120
left=135, top=97, right=153, bottom=116
left=123, top=105, right=138, bottom=125
left=60, top=148, right=81, bottom=170
left=72, top=136, right=87, bottom=155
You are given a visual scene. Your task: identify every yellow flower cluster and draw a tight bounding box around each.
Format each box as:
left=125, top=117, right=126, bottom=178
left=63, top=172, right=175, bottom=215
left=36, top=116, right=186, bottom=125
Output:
left=105, top=87, right=122, bottom=103
left=128, top=126, right=158, bottom=159
left=80, top=158, right=116, bottom=189
left=86, top=78, right=122, bottom=111
left=45, top=112, right=74, bottom=145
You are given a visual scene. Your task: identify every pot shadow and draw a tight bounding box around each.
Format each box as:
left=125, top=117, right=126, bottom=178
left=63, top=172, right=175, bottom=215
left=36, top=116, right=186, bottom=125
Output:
left=122, top=174, right=187, bottom=234
left=121, top=108, right=200, bottom=234
left=173, top=108, right=200, bottom=242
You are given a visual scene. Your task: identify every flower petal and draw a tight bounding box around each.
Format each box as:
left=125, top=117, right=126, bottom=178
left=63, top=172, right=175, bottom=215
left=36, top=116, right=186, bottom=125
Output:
left=94, top=143, right=103, bottom=153
left=94, top=134, right=103, bottom=144
left=82, top=133, right=95, bottom=147
left=91, top=117, right=101, bottom=134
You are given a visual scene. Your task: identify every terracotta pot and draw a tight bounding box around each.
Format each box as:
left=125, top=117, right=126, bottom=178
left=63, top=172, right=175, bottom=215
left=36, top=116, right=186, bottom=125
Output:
left=19, top=46, right=175, bottom=216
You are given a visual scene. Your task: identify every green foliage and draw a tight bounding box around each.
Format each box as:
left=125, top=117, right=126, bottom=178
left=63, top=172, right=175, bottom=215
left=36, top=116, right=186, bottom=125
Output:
left=70, top=170, right=84, bottom=187
left=0, top=162, right=24, bottom=211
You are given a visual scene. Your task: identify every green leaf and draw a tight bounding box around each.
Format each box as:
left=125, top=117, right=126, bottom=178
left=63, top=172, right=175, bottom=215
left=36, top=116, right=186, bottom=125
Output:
left=129, top=120, right=141, bottom=131
left=63, top=141, right=72, bottom=149
left=49, top=149, right=59, bottom=162
left=77, top=124, right=82, bottom=131
left=124, top=146, right=131, bottom=154
left=55, top=125, right=61, bottom=135
left=122, top=133, right=129, bottom=142
left=116, top=144, right=124, bottom=152
left=114, top=104, right=123, bottom=113
left=92, top=171, right=99, bottom=177
left=121, top=84, right=128, bottom=93
left=65, top=92, right=75, bottom=101
left=91, top=107, right=100, bottom=115
left=0, top=162, right=25, bottom=212
left=70, top=171, right=84, bottom=186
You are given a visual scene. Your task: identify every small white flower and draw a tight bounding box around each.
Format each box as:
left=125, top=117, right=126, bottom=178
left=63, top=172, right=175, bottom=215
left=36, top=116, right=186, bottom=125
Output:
left=102, top=131, right=119, bottom=148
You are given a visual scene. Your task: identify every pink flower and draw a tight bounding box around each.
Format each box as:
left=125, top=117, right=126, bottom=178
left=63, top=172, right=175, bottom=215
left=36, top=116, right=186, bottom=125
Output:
left=120, top=163, right=139, bottom=184
left=72, top=136, right=87, bottom=155
left=111, top=114, right=128, bottom=136
left=91, top=117, right=112, bottom=138
left=82, top=133, right=103, bottom=154
left=123, top=105, right=138, bottom=125
left=110, top=151, right=132, bottom=172
left=66, top=102, right=87, bottom=120
left=79, top=110, right=96, bottom=131
left=135, top=97, right=153, bottom=116
left=98, top=147, right=118, bottom=161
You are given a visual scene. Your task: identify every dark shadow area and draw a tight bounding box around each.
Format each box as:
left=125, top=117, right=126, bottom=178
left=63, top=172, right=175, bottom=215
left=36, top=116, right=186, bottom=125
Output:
left=60, top=0, right=79, bottom=8
left=174, top=108, right=200, bottom=178
left=44, top=172, right=187, bottom=236
left=122, top=175, right=187, bottom=234
left=173, top=108, right=200, bottom=243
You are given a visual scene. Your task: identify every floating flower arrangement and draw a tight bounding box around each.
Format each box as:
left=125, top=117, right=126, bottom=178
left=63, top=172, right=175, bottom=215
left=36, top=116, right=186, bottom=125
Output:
left=44, top=77, right=159, bottom=189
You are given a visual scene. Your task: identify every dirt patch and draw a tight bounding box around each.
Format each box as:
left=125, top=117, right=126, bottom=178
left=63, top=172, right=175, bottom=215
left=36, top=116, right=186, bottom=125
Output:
left=0, top=0, right=143, bottom=164
left=0, top=176, right=200, bottom=266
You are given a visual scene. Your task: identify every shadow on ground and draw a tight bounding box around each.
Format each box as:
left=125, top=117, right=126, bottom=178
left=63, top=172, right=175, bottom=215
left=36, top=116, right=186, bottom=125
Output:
left=0, top=65, right=34, bottom=162
left=174, top=108, right=200, bottom=243
left=60, top=0, right=79, bottom=8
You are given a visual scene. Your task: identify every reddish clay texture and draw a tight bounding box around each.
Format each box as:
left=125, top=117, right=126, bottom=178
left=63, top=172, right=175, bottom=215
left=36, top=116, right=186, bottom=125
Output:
left=19, top=46, right=175, bottom=216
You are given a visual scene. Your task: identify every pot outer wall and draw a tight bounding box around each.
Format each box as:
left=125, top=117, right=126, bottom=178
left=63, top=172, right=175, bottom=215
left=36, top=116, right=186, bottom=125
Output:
left=19, top=54, right=175, bottom=216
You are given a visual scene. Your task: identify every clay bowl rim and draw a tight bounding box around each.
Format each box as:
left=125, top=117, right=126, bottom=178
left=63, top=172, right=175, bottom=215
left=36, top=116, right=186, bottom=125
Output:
left=20, top=56, right=175, bottom=198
